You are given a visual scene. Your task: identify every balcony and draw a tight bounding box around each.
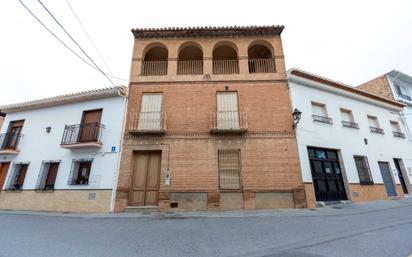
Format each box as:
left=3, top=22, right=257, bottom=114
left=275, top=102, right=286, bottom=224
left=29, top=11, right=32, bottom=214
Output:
left=210, top=111, right=248, bottom=134
left=177, top=60, right=203, bottom=75
left=370, top=126, right=384, bottom=135
left=248, top=59, right=276, bottom=73
left=212, top=60, right=240, bottom=74
left=141, top=61, right=168, bottom=76
left=312, top=115, right=333, bottom=125
left=60, top=123, right=105, bottom=149
left=398, top=93, right=412, bottom=101
left=0, top=133, right=23, bottom=154
left=342, top=121, right=359, bottom=129
left=393, top=131, right=406, bottom=138
left=128, top=112, right=166, bottom=134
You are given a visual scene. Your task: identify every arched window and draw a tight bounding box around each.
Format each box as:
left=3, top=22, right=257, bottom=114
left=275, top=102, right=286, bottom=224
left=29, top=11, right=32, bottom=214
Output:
left=142, top=44, right=168, bottom=76
left=212, top=42, right=239, bottom=74
left=248, top=42, right=276, bottom=73
left=177, top=43, right=203, bottom=75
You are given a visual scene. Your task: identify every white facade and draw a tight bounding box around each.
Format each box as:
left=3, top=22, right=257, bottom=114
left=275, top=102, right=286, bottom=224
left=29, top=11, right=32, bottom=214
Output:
left=288, top=69, right=412, bottom=201
left=0, top=87, right=127, bottom=209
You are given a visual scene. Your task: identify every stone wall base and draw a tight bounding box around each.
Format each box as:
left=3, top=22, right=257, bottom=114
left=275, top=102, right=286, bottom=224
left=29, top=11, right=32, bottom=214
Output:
left=0, top=190, right=112, bottom=213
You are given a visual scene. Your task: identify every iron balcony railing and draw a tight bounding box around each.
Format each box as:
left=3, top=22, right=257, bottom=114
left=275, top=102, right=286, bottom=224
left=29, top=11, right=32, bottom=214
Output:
left=370, top=126, right=384, bottom=135
left=177, top=60, right=203, bottom=75
left=141, top=61, right=168, bottom=76
left=248, top=58, right=276, bottom=73
left=212, top=60, right=240, bottom=74
left=0, top=132, right=23, bottom=151
left=128, top=111, right=166, bottom=133
left=341, top=120, right=359, bottom=129
left=312, top=115, right=333, bottom=125
left=61, top=123, right=105, bottom=145
left=211, top=111, right=248, bottom=133
left=393, top=131, right=406, bottom=138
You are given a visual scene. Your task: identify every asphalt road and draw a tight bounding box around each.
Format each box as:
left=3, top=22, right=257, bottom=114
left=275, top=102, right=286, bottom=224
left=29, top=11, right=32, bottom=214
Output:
left=0, top=198, right=412, bottom=257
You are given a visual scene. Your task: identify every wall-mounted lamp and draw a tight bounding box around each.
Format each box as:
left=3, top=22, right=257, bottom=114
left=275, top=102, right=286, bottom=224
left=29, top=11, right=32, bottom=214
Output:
left=364, top=138, right=368, bottom=145
left=224, top=85, right=229, bottom=91
left=292, top=108, right=302, bottom=129
left=46, top=126, right=52, bottom=133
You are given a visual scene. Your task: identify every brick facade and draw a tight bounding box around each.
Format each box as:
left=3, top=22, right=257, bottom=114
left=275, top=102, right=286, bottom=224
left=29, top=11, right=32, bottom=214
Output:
left=357, top=75, right=394, bottom=100
left=114, top=27, right=308, bottom=211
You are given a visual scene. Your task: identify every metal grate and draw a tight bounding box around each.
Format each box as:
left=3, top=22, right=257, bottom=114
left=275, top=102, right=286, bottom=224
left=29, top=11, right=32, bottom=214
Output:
left=61, top=123, right=105, bottom=145
left=341, top=121, right=359, bottom=129
left=5, top=162, right=29, bottom=191
left=0, top=133, right=23, bottom=150
left=68, top=159, right=93, bottom=185
left=354, top=156, right=374, bottom=185
left=370, top=126, right=384, bottom=134
left=393, top=131, right=406, bottom=138
left=312, top=115, right=333, bottom=125
left=35, top=161, right=60, bottom=190
left=218, top=150, right=241, bottom=190
left=248, top=58, right=276, bottom=73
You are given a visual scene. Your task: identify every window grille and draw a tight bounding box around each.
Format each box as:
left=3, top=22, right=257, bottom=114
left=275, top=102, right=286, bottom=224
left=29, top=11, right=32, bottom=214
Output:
left=68, top=159, right=93, bottom=185
left=5, top=162, right=29, bottom=190
left=35, top=161, right=60, bottom=190
left=354, top=156, right=373, bottom=185
left=218, top=150, right=241, bottom=190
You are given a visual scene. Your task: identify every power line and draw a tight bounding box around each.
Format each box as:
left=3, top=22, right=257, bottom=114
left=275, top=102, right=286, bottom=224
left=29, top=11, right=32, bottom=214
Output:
left=16, top=0, right=127, bottom=82
left=64, top=0, right=114, bottom=75
left=36, top=0, right=116, bottom=86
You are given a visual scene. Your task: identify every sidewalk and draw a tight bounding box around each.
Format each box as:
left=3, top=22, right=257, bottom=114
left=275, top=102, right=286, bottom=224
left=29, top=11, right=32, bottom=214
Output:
left=0, top=197, right=411, bottom=219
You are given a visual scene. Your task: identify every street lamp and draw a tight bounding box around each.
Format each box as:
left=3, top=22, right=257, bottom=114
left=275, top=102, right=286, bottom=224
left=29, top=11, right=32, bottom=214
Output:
left=292, top=108, right=302, bottom=129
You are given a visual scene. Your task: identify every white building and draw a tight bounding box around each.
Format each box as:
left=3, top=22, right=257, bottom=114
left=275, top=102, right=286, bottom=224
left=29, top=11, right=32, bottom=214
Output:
left=0, top=87, right=127, bottom=212
left=288, top=69, right=412, bottom=206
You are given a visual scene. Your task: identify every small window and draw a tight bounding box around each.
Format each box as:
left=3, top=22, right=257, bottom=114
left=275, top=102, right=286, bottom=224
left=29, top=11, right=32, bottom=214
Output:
left=311, top=102, right=328, bottom=117
left=216, top=92, right=240, bottom=129
left=354, top=156, right=373, bottom=185
left=218, top=150, right=241, bottom=190
left=35, top=161, right=60, bottom=190
left=68, top=159, right=93, bottom=185
left=394, top=84, right=411, bottom=101
left=5, top=162, right=29, bottom=190
left=390, top=121, right=401, bottom=133
left=367, top=115, right=380, bottom=128
left=340, top=108, right=354, bottom=122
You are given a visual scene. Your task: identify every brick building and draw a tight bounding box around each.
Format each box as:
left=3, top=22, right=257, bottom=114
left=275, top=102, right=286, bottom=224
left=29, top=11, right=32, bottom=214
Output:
left=114, top=26, right=308, bottom=211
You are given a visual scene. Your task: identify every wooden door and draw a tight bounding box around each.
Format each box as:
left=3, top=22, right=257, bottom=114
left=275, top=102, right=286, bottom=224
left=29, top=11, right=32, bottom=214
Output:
left=79, top=109, right=102, bottom=142
left=45, top=162, right=59, bottom=187
left=129, top=152, right=161, bottom=206
left=0, top=162, right=10, bottom=191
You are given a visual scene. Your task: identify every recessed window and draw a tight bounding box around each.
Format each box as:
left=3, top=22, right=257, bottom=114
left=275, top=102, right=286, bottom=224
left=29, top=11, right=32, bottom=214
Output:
left=354, top=156, right=373, bottom=185
left=367, top=115, right=384, bottom=134
left=68, top=159, right=93, bottom=185
left=340, top=108, right=359, bottom=129
left=35, top=161, right=60, bottom=190
left=138, top=93, right=164, bottom=131
left=391, top=121, right=405, bottom=138
left=218, top=150, right=241, bottom=190
left=311, top=102, right=333, bottom=124
left=394, top=84, right=411, bottom=101
left=5, top=162, right=29, bottom=190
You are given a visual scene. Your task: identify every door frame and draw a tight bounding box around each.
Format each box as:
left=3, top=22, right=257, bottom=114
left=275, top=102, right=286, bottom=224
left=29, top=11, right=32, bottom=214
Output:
left=393, top=158, right=411, bottom=194
left=378, top=161, right=398, bottom=197
left=128, top=150, right=162, bottom=206
left=307, top=146, right=350, bottom=202
left=0, top=162, right=11, bottom=192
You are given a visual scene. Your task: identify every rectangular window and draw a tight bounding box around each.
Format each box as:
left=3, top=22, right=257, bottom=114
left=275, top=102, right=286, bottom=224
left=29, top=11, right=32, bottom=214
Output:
left=391, top=121, right=405, bottom=138
left=395, top=84, right=411, bottom=101
left=68, top=159, right=93, bottom=185
left=138, top=93, right=163, bottom=130
left=35, top=161, right=60, bottom=190
left=311, top=102, right=332, bottom=124
left=340, top=108, right=359, bottom=129
left=5, top=162, right=29, bottom=190
left=218, top=150, right=241, bottom=190
left=2, top=120, right=24, bottom=150
left=368, top=115, right=384, bottom=134
left=354, top=156, right=373, bottom=185
left=216, top=92, right=239, bottom=129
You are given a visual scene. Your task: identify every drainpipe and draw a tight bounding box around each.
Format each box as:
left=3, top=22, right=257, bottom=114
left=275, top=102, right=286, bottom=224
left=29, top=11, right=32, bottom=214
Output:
left=109, top=88, right=129, bottom=213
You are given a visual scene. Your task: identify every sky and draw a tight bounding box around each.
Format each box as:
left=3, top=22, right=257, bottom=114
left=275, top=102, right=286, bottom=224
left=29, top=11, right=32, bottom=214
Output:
left=1, top=0, right=411, bottom=105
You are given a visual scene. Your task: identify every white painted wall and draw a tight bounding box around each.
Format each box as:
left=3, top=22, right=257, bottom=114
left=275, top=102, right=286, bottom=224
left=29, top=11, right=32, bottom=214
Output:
left=0, top=96, right=126, bottom=190
left=288, top=73, right=412, bottom=196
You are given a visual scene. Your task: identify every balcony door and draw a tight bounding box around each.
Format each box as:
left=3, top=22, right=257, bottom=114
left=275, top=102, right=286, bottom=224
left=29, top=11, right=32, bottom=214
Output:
left=217, top=92, right=239, bottom=130
left=79, top=109, right=102, bottom=142
left=138, top=93, right=163, bottom=131
left=3, top=120, right=24, bottom=150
